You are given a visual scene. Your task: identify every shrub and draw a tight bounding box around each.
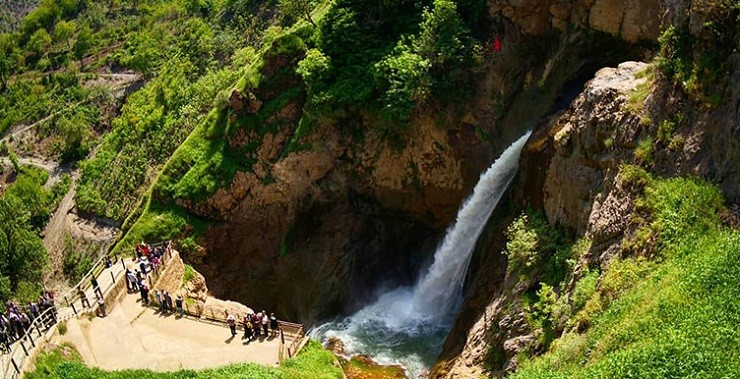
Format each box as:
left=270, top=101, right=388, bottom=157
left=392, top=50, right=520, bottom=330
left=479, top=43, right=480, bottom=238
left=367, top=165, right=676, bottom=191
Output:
left=182, top=264, right=196, bottom=283
left=57, top=321, right=67, bottom=335
left=373, top=42, right=431, bottom=121
left=634, top=136, right=654, bottom=165
left=505, top=214, right=540, bottom=271
left=505, top=210, right=562, bottom=274
left=657, top=119, right=676, bottom=143
left=571, top=269, right=599, bottom=312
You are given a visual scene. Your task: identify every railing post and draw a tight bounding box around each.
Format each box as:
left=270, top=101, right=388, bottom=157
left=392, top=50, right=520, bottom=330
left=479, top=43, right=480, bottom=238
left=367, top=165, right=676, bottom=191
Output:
left=71, top=303, right=77, bottom=315
left=20, top=341, right=28, bottom=356
left=110, top=270, right=115, bottom=283
left=36, top=323, right=42, bottom=337
left=28, top=333, right=35, bottom=348
left=11, top=357, right=20, bottom=374
left=64, top=296, right=69, bottom=306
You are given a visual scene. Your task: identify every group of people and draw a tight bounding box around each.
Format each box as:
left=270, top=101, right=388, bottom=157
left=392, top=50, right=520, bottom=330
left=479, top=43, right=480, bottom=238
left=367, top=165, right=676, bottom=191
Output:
left=124, top=241, right=172, bottom=305
left=127, top=241, right=186, bottom=317
left=226, top=310, right=281, bottom=341
left=0, top=291, right=57, bottom=352
left=154, top=290, right=185, bottom=316
left=129, top=240, right=284, bottom=344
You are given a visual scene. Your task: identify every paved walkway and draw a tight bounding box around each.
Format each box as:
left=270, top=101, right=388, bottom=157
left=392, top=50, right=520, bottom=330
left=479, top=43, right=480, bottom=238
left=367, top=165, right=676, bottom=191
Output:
left=55, top=257, right=130, bottom=321
left=59, top=293, right=281, bottom=371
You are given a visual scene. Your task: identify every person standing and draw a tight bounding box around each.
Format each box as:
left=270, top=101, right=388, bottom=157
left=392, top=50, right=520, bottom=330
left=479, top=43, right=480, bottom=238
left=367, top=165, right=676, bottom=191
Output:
left=96, top=297, right=106, bottom=317
left=140, top=284, right=149, bottom=305
left=175, top=295, right=184, bottom=317
left=242, top=315, right=253, bottom=340
left=164, top=292, right=173, bottom=314
left=125, top=269, right=134, bottom=292
left=28, top=301, right=39, bottom=320
left=252, top=312, right=262, bottom=337
left=226, top=313, right=236, bottom=337
left=261, top=310, right=269, bottom=337
left=155, top=291, right=163, bottom=312
left=269, top=312, right=279, bottom=337
left=78, top=287, right=90, bottom=308
left=91, top=276, right=103, bottom=299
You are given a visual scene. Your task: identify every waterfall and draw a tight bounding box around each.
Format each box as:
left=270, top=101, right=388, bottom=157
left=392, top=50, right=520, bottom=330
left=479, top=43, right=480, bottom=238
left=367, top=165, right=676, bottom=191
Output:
left=311, top=131, right=532, bottom=378
left=410, top=131, right=532, bottom=320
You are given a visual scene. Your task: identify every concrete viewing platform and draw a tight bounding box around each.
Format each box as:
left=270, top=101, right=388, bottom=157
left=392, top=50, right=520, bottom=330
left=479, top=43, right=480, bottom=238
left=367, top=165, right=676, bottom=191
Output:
left=59, top=292, right=282, bottom=371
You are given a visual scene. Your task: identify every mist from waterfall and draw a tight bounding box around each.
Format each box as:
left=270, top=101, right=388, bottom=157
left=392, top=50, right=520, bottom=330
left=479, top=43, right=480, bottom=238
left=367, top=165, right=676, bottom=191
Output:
left=311, top=132, right=532, bottom=378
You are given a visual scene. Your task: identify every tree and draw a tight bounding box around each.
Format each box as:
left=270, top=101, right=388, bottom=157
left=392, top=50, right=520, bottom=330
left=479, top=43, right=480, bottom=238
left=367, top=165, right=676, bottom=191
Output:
left=0, top=196, right=48, bottom=297
left=0, top=51, right=8, bottom=91
left=27, top=28, right=52, bottom=58
left=73, top=25, right=92, bottom=67
left=415, top=0, right=469, bottom=69
left=54, top=19, right=76, bottom=48
left=279, top=0, right=316, bottom=27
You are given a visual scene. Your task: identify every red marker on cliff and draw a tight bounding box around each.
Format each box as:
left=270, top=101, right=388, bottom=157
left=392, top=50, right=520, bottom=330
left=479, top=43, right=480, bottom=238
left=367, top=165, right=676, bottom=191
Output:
left=493, top=37, right=502, bottom=52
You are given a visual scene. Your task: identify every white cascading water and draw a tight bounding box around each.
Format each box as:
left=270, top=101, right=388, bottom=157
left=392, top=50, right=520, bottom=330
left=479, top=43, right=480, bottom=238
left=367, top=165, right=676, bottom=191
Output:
left=311, top=132, right=532, bottom=377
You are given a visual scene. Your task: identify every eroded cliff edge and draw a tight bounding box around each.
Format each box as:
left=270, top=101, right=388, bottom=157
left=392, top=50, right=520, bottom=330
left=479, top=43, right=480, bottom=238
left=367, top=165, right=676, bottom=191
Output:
left=435, top=52, right=739, bottom=379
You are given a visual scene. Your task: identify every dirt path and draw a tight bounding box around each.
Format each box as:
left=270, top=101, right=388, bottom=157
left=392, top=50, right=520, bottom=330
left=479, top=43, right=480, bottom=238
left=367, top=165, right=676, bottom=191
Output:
left=0, top=156, right=57, bottom=173
left=60, top=294, right=282, bottom=371
left=40, top=174, right=119, bottom=293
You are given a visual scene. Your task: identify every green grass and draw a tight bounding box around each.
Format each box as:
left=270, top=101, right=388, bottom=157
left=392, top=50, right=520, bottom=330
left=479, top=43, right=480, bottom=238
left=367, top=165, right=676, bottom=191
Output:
left=154, top=29, right=307, bottom=204
left=507, top=172, right=739, bottom=379
left=110, top=198, right=209, bottom=257
left=624, top=68, right=655, bottom=115
left=183, top=264, right=196, bottom=283
left=634, top=136, right=654, bottom=166
left=27, top=340, right=342, bottom=379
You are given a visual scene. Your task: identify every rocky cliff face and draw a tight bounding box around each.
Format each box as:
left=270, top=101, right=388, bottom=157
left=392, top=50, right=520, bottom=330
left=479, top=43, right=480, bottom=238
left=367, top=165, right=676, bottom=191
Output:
left=168, top=1, right=738, bottom=368
left=488, top=0, right=661, bottom=42
left=432, top=0, right=740, bottom=375
left=175, top=0, right=655, bottom=325
left=434, top=53, right=740, bottom=377
left=180, top=49, right=496, bottom=323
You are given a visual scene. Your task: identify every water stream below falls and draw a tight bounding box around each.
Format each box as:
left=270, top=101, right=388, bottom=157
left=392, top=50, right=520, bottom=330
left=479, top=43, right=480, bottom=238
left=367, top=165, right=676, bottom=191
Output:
left=311, top=132, right=532, bottom=378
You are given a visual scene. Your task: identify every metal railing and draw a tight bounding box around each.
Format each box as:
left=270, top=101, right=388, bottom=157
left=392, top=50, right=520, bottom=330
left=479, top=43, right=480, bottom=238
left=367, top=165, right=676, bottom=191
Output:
left=1, top=241, right=169, bottom=379
left=1, top=239, right=308, bottom=377
left=278, top=321, right=305, bottom=362
left=134, top=248, right=307, bottom=363
left=1, top=306, right=58, bottom=379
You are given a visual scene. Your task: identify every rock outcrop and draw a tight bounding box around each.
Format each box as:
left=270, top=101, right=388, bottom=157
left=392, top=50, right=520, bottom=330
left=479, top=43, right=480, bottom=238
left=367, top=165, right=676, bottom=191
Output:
left=489, top=0, right=662, bottom=42
left=435, top=51, right=740, bottom=376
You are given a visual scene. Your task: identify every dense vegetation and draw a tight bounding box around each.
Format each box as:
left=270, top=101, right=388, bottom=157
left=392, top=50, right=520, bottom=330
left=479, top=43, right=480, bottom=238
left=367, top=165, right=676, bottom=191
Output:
left=655, top=0, right=740, bottom=107
left=109, top=0, right=488, bottom=257
left=299, top=0, right=482, bottom=123
left=70, top=0, right=278, bottom=221
left=0, top=0, right=38, bottom=33
left=0, top=164, right=68, bottom=309
left=501, top=167, right=739, bottom=378
left=27, top=340, right=343, bottom=379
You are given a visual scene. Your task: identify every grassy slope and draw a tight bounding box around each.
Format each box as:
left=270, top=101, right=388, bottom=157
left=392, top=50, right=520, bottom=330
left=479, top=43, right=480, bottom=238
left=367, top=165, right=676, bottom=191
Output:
left=27, top=340, right=342, bottom=379
left=508, top=171, right=740, bottom=378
